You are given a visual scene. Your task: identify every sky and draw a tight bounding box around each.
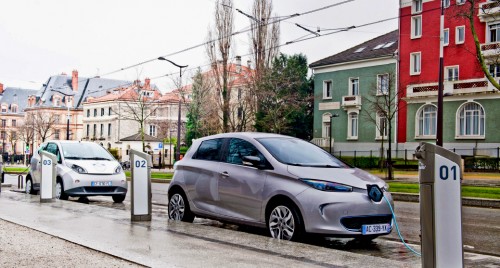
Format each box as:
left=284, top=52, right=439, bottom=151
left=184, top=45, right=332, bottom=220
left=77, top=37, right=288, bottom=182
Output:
left=0, top=0, right=399, bottom=93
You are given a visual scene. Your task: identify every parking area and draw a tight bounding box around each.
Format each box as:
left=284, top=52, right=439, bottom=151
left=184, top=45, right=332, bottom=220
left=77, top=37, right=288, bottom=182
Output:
left=1, top=182, right=500, bottom=267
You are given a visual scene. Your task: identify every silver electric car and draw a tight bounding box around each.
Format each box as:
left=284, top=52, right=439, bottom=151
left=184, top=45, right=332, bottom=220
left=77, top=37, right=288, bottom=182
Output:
left=168, top=133, right=393, bottom=241
left=27, top=141, right=127, bottom=203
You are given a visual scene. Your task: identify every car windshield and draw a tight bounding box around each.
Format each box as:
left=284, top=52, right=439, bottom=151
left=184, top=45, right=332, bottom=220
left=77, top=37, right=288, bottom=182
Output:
left=257, top=137, right=348, bottom=168
left=60, top=143, right=115, bottom=161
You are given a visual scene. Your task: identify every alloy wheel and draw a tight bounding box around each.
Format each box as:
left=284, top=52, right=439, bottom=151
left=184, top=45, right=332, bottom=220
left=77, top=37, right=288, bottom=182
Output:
left=25, top=180, right=32, bottom=194
left=168, top=193, right=185, bottom=220
left=55, top=182, right=62, bottom=199
left=269, top=205, right=295, bottom=240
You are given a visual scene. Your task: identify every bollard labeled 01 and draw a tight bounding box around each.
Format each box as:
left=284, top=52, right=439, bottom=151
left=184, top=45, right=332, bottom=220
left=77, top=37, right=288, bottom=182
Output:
left=415, top=142, right=463, bottom=268
left=40, top=151, right=57, bottom=203
left=130, top=149, right=152, bottom=221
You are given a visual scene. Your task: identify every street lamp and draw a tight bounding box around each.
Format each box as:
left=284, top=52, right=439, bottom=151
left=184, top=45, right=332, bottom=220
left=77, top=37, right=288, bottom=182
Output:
left=66, top=105, right=70, bottom=140
left=158, top=57, right=188, bottom=162
left=329, top=114, right=339, bottom=154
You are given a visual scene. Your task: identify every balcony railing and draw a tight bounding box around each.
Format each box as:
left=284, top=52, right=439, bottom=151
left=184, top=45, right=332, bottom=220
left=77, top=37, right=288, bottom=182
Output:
left=406, top=78, right=496, bottom=98
left=480, top=42, right=500, bottom=57
left=341, top=95, right=361, bottom=109
left=478, top=2, right=500, bottom=22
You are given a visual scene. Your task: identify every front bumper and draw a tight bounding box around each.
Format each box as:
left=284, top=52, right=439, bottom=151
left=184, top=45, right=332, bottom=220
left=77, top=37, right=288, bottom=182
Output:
left=65, top=186, right=127, bottom=197
left=296, top=188, right=394, bottom=236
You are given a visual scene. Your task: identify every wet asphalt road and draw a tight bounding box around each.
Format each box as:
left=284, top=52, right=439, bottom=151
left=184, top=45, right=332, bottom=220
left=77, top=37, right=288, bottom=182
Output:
left=2, top=174, right=500, bottom=266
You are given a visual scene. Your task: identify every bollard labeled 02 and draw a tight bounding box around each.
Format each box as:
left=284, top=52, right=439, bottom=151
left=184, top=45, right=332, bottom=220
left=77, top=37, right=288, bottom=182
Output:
left=130, top=149, right=152, bottom=221
left=415, top=142, right=463, bottom=268
left=40, top=151, right=57, bottom=203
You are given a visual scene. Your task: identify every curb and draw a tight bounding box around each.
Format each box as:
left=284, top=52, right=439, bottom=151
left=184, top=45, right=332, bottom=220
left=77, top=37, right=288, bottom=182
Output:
left=391, top=192, right=500, bottom=209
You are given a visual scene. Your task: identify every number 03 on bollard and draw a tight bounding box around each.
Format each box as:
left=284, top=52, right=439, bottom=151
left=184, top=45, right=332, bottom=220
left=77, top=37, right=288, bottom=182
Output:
left=130, top=149, right=152, bottom=221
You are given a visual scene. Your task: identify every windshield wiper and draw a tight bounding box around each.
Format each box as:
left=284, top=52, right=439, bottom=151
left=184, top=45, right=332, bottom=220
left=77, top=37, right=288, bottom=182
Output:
left=81, top=157, right=111, bottom=161
left=308, top=164, right=340, bottom=168
left=65, top=156, right=82, bottom=160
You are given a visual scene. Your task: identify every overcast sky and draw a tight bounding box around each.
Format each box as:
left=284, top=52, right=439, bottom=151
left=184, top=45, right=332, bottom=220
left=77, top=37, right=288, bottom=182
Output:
left=0, top=0, right=398, bottom=92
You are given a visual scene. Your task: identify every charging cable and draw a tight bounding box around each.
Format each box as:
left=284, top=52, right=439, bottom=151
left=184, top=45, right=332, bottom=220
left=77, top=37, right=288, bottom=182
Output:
left=383, top=195, right=422, bottom=257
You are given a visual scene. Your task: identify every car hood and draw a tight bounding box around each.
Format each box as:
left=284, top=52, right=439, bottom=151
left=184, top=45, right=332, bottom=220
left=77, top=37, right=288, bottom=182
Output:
left=286, top=166, right=385, bottom=190
left=65, top=160, right=120, bottom=174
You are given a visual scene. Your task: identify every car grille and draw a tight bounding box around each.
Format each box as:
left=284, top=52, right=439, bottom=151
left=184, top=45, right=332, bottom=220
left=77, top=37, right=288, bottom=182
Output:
left=340, top=215, right=392, bottom=231
left=83, top=186, right=117, bottom=193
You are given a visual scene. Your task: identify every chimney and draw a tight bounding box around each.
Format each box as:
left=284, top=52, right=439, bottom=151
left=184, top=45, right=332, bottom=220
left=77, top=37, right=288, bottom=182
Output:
left=144, top=78, right=151, bottom=89
left=235, top=56, right=242, bottom=73
left=72, top=70, right=78, bottom=92
left=0, top=83, right=4, bottom=94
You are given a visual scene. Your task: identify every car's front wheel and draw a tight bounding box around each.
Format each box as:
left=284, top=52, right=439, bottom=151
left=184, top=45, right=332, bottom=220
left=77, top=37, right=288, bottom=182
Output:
left=168, top=190, right=194, bottom=222
left=112, top=194, right=126, bottom=203
left=267, top=202, right=303, bottom=241
left=25, top=178, right=36, bottom=195
left=55, top=180, right=68, bottom=200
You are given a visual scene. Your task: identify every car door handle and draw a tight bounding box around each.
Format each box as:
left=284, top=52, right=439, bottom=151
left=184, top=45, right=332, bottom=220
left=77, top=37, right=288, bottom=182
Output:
left=220, top=171, right=229, bottom=177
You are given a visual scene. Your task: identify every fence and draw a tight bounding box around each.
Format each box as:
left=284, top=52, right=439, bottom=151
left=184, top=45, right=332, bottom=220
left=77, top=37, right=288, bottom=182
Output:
left=331, top=147, right=500, bottom=172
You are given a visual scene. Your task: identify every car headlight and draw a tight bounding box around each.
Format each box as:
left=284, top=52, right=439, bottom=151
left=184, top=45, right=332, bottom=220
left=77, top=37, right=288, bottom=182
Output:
left=114, top=165, right=123, bottom=174
left=300, top=179, right=353, bottom=192
left=71, top=164, right=87, bottom=174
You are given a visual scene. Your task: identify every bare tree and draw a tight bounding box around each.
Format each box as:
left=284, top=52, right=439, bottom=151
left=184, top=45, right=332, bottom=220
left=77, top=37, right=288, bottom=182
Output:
left=455, top=0, right=500, bottom=89
left=362, top=73, right=405, bottom=180
left=206, top=0, right=234, bottom=133
left=113, top=85, right=163, bottom=152
left=7, top=130, right=19, bottom=162
left=29, top=110, right=57, bottom=142
left=18, top=114, right=36, bottom=163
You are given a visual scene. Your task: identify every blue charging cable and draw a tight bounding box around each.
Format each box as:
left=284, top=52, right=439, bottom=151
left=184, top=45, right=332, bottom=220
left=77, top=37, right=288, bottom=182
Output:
left=383, top=195, right=422, bottom=257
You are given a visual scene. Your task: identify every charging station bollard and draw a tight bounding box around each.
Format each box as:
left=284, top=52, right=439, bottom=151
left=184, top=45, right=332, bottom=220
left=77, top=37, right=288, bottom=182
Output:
left=130, top=149, right=152, bottom=221
left=40, top=151, right=57, bottom=203
left=415, top=142, right=463, bottom=268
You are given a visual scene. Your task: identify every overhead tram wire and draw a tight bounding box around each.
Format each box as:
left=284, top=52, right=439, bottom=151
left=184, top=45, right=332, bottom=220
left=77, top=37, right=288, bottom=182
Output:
left=98, top=0, right=356, bottom=78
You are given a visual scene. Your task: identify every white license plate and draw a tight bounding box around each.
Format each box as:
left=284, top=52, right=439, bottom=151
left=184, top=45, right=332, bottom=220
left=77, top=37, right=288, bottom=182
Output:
left=362, top=223, right=391, bottom=235
left=91, top=181, right=112, bottom=186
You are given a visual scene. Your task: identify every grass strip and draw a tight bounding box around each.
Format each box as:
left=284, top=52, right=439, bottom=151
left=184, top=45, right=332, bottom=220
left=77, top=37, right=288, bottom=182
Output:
left=388, top=182, right=500, bottom=199
left=125, top=171, right=173, bottom=180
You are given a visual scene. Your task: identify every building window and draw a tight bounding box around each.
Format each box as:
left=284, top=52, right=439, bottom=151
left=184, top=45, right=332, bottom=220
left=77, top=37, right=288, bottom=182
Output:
left=1, top=106, right=7, bottom=113
left=237, top=107, right=243, bottom=119
left=377, top=74, right=389, bottom=95
left=443, top=28, right=449, bottom=46
left=456, top=26, right=465, bottom=44
left=349, top=78, right=359, bottom=96
left=54, top=130, right=60, bottom=140
left=456, top=0, right=465, bottom=5
left=0, top=131, right=5, bottom=140
left=457, top=102, right=485, bottom=137
left=322, top=113, right=332, bottom=138
left=323, top=81, right=332, bottom=99
left=100, top=124, right=104, bottom=137
left=411, top=16, right=422, bottom=38
left=11, top=119, right=16, bottom=127
left=108, top=107, right=112, bottom=115
left=412, top=0, right=422, bottom=13
left=410, top=52, right=421, bottom=75
left=445, top=66, right=459, bottom=81
left=108, top=123, right=112, bottom=136
left=87, top=109, right=90, bottom=117
left=348, top=112, right=358, bottom=139
left=376, top=112, right=388, bottom=140
left=86, top=124, right=90, bottom=137
left=1, top=119, right=6, bottom=127
left=101, top=108, right=105, bottom=116
left=11, top=106, right=18, bottom=113
left=417, top=105, right=437, bottom=137
left=149, top=125, right=157, bottom=136
left=489, top=23, right=500, bottom=43
left=444, top=0, right=450, bottom=8
left=93, top=124, right=96, bottom=137
left=94, top=109, right=97, bottom=117
left=489, top=64, right=500, bottom=77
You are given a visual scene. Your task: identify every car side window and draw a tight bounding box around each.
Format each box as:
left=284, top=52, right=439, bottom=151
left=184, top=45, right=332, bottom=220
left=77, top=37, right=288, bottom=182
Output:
left=226, top=138, right=264, bottom=165
left=194, top=139, right=223, bottom=161
left=45, top=143, right=61, bottom=163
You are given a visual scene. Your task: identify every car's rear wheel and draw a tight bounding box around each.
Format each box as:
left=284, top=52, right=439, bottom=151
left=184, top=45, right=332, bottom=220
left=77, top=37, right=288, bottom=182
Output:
left=112, top=194, right=126, bottom=203
left=267, top=203, right=303, bottom=241
left=168, top=190, right=194, bottom=222
left=55, top=180, right=68, bottom=200
left=25, top=178, right=36, bottom=195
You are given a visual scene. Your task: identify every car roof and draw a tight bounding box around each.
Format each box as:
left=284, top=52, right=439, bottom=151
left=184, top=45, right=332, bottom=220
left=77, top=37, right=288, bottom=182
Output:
left=196, top=132, right=297, bottom=141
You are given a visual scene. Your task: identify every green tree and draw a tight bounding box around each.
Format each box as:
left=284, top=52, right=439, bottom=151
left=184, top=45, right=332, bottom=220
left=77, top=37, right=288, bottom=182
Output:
left=255, top=53, right=313, bottom=138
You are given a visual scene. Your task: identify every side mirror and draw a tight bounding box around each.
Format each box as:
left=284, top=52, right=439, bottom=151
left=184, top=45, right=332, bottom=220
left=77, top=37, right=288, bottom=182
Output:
left=242, top=156, right=266, bottom=169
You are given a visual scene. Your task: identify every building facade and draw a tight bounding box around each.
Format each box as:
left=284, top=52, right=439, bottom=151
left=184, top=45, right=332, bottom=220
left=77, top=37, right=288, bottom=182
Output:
left=310, top=30, right=398, bottom=154
left=399, top=0, right=500, bottom=156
